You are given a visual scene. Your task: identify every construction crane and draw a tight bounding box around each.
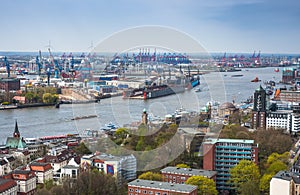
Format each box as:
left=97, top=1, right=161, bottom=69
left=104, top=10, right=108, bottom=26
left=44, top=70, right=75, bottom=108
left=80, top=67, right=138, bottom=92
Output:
left=4, top=56, right=10, bottom=78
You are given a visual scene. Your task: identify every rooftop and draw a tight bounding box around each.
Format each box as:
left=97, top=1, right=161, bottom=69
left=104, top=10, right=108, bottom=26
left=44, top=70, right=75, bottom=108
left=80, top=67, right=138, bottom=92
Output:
left=0, top=179, right=17, bottom=193
left=204, top=138, right=254, bottom=144
left=161, top=166, right=217, bottom=178
left=128, top=179, right=197, bottom=193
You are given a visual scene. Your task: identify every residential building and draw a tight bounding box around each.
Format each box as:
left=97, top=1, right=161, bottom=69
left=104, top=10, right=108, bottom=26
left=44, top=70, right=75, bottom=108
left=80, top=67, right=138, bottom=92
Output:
left=265, top=108, right=300, bottom=134
left=0, top=156, right=16, bottom=176
left=60, top=165, right=80, bottom=180
left=42, top=149, right=76, bottom=173
left=81, top=153, right=136, bottom=184
left=128, top=179, right=198, bottom=195
left=270, top=171, right=300, bottom=195
left=252, top=85, right=267, bottom=129
left=2, top=170, right=36, bottom=195
left=203, top=138, right=258, bottom=192
left=160, top=166, right=217, bottom=184
left=29, top=162, right=53, bottom=184
left=0, top=178, right=17, bottom=195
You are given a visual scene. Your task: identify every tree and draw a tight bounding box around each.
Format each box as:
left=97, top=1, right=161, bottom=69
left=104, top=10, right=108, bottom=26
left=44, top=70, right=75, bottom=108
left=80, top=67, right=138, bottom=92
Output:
left=43, top=170, right=122, bottom=195
left=229, top=160, right=261, bottom=194
left=176, top=163, right=190, bottom=168
left=138, top=172, right=163, bottom=181
left=42, top=93, right=58, bottom=104
left=266, top=161, right=287, bottom=174
left=266, top=152, right=290, bottom=166
left=74, top=142, right=92, bottom=156
left=44, top=179, right=56, bottom=191
left=259, top=174, right=273, bottom=194
left=239, top=180, right=260, bottom=195
left=114, top=128, right=129, bottom=139
left=185, top=176, right=218, bottom=195
left=25, top=92, right=34, bottom=103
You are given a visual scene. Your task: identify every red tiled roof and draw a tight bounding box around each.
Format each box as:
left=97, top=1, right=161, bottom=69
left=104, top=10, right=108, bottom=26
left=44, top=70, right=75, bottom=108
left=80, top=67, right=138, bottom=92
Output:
left=0, top=179, right=17, bottom=193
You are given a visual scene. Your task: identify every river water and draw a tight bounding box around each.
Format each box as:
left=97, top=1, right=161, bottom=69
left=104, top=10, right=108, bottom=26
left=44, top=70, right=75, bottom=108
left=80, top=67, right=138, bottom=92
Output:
left=0, top=67, right=284, bottom=143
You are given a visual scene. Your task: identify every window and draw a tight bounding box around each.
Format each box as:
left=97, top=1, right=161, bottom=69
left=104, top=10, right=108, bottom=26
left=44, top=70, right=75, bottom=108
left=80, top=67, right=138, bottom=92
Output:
left=143, top=190, right=147, bottom=194
left=155, top=192, right=160, bottom=195
left=129, top=188, right=133, bottom=192
left=148, top=191, right=153, bottom=194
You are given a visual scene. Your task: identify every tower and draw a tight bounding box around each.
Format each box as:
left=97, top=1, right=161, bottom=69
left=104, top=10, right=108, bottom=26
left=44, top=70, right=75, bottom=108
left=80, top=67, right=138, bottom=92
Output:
left=252, top=86, right=267, bottom=129
left=13, top=120, right=20, bottom=138
left=142, top=108, right=148, bottom=125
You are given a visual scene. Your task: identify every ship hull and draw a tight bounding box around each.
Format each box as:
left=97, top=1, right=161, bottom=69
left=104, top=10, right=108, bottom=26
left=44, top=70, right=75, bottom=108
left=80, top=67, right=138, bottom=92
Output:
left=123, top=85, right=185, bottom=100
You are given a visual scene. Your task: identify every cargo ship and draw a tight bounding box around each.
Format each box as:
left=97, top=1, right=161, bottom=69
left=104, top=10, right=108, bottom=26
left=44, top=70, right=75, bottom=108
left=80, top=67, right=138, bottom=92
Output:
left=123, top=84, right=185, bottom=100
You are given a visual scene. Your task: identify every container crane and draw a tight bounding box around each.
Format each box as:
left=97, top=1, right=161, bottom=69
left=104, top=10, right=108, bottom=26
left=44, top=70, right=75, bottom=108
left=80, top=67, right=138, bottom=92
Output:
left=48, top=48, right=61, bottom=79
left=36, top=56, right=42, bottom=76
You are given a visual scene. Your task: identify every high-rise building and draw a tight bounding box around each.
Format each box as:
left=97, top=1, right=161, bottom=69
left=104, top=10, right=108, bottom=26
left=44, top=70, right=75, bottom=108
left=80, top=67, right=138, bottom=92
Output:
left=252, top=85, right=267, bottom=129
left=203, top=138, right=258, bottom=192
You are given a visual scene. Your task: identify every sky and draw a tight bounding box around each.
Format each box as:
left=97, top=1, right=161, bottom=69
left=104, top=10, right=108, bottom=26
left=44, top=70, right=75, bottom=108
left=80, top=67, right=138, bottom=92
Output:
left=0, top=0, right=299, bottom=54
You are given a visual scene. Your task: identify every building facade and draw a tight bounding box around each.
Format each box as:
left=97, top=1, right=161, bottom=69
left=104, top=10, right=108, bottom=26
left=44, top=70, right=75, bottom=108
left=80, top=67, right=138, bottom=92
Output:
left=252, top=86, right=267, bottom=129
left=0, top=78, right=20, bottom=92
left=203, top=138, right=258, bottom=192
left=0, top=178, right=17, bottom=195
left=160, top=166, right=217, bottom=184
left=128, top=179, right=198, bottom=195
left=29, top=163, right=53, bottom=184
left=270, top=171, right=300, bottom=195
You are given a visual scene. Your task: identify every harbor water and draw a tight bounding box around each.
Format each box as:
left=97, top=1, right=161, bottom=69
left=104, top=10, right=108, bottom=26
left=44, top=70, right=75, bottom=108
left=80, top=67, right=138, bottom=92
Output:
left=0, top=67, right=283, bottom=143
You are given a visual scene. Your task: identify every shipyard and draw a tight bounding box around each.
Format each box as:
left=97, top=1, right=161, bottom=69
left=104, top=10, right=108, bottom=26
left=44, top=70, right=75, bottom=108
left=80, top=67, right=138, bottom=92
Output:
left=1, top=0, right=300, bottom=194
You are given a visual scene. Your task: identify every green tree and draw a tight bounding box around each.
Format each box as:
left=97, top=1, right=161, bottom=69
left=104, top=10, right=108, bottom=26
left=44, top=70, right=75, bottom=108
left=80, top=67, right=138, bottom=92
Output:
left=185, top=175, right=218, bottom=195
left=259, top=174, right=273, bottom=194
left=114, top=128, right=129, bottom=139
left=74, top=142, right=92, bottom=156
left=239, top=180, right=260, bottom=195
left=229, top=160, right=261, bottom=194
left=266, top=152, right=290, bottom=166
left=42, top=93, right=58, bottom=104
left=44, top=179, right=56, bottom=191
left=176, top=163, right=190, bottom=168
left=25, top=92, right=34, bottom=103
left=138, top=172, right=163, bottom=181
left=266, top=161, right=287, bottom=174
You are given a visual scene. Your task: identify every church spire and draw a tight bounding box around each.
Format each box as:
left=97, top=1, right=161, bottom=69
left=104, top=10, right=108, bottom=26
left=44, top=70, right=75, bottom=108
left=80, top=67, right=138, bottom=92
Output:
left=13, top=120, right=20, bottom=138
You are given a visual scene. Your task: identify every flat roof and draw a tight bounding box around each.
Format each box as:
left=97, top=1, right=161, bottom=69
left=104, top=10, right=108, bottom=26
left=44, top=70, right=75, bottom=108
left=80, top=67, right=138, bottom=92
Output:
left=128, top=179, right=197, bottom=193
left=204, top=138, right=254, bottom=144
left=161, top=166, right=217, bottom=178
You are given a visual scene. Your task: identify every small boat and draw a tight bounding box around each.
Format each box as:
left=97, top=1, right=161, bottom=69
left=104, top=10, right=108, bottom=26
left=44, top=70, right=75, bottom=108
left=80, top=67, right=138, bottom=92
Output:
left=194, top=88, right=201, bottom=92
left=251, top=77, right=261, bottom=82
left=274, top=68, right=280, bottom=72
left=231, top=74, right=243, bottom=77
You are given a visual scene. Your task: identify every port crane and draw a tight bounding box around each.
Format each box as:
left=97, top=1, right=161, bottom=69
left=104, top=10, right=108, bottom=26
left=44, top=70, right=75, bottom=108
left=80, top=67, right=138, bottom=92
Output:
left=48, top=48, right=61, bottom=79
left=35, top=56, right=42, bottom=76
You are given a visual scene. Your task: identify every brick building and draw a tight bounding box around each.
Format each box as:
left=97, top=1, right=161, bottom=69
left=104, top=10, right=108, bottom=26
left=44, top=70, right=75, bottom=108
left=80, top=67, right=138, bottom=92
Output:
left=128, top=179, right=198, bottom=195
left=160, top=166, right=217, bottom=184
left=0, top=78, right=20, bottom=92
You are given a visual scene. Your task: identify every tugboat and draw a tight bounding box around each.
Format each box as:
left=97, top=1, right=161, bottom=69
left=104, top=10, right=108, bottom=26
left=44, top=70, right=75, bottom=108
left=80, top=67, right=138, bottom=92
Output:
left=251, top=77, right=261, bottom=82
